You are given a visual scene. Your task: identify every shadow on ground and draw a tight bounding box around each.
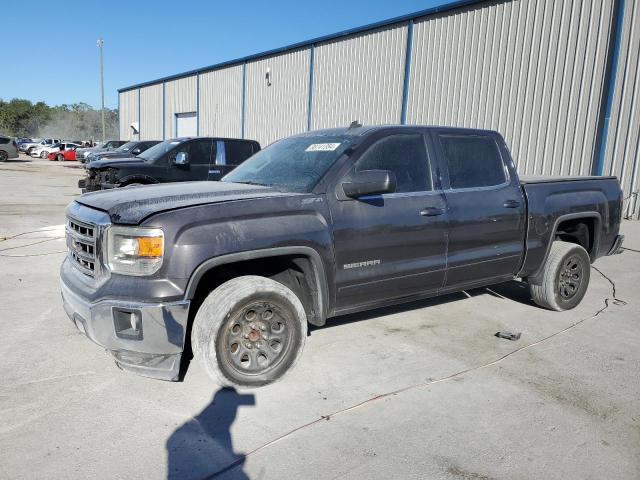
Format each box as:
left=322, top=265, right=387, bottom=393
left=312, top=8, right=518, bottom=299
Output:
left=166, top=388, right=254, bottom=480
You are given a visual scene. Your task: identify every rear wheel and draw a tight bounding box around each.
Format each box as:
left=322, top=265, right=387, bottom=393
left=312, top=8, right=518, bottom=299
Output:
left=0, top=151, right=7, bottom=162
left=40, top=151, right=48, bottom=159
left=529, top=241, right=591, bottom=311
left=191, top=276, right=307, bottom=387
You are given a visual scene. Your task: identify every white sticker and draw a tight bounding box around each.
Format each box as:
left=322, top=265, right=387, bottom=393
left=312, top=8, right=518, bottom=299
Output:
left=305, top=143, right=341, bottom=152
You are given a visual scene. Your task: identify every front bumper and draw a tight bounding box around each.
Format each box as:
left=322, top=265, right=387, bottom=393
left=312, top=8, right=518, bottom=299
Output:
left=61, top=279, right=190, bottom=381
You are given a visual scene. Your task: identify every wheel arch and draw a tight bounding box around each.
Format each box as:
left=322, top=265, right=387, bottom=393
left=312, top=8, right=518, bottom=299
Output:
left=529, top=212, right=601, bottom=279
left=184, top=246, right=329, bottom=327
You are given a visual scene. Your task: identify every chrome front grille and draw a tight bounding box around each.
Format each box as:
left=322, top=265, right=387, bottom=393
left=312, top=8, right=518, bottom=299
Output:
left=66, top=216, right=98, bottom=277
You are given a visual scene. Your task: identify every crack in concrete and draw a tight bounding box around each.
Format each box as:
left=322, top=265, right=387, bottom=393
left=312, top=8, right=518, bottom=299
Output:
left=202, top=266, right=627, bottom=479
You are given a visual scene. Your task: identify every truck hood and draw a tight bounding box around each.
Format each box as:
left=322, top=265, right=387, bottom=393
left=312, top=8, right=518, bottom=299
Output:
left=75, top=181, right=294, bottom=225
left=87, top=157, right=143, bottom=169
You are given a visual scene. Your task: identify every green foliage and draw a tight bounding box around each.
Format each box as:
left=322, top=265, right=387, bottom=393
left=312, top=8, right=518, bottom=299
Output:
left=0, top=98, right=119, bottom=140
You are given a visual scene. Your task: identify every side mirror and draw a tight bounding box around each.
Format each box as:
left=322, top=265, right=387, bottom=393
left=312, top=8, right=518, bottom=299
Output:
left=342, top=170, right=396, bottom=198
left=173, top=151, right=189, bottom=166
left=132, top=148, right=141, bottom=155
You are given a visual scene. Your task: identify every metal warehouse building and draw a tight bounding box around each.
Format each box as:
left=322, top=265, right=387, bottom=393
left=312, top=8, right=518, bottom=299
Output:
left=118, top=0, right=640, bottom=219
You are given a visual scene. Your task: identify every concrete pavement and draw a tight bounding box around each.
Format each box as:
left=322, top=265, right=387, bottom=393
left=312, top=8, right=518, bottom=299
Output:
left=0, top=156, right=638, bottom=479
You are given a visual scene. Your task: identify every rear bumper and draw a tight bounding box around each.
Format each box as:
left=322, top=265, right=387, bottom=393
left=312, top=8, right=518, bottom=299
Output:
left=60, top=278, right=190, bottom=381
left=607, top=235, right=625, bottom=255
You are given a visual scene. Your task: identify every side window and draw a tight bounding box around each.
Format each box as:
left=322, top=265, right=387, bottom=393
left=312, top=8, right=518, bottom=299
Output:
left=188, top=139, right=214, bottom=165
left=225, top=140, right=256, bottom=165
left=355, top=134, right=432, bottom=193
left=0, top=138, right=9, bottom=145
left=438, top=134, right=506, bottom=189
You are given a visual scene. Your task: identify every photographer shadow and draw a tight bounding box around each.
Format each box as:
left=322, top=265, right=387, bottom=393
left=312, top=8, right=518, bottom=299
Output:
left=166, top=388, right=254, bottom=480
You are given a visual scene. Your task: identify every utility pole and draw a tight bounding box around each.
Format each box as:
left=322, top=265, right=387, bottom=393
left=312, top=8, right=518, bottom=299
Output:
left=97, top=38, right=105, bottom=142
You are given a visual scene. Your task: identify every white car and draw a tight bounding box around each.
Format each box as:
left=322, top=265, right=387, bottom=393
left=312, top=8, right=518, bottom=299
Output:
left=23, top=138, right=61, bottom=156
left=31, top=142, right=80, bottom=159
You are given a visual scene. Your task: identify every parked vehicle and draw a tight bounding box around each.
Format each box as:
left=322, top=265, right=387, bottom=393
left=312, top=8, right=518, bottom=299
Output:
left=76, top=140, right=128, bottom=163
left=31, top=142, right=81, bottom=159
left=0, top=136, right=19, bottom=162
left=85, top=140, right=161, bottom=164
left=78, top=137, right=260, bottom=192
left=20, top=138, right=61, bottom=156
left=47, top=148, right=78, bottom=162
left=61, top=125, right=624, bottom=385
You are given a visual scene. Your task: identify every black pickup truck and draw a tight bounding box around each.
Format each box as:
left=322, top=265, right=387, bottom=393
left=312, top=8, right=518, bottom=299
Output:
left=79, top=136, right=260, bottom=192
left=61, top=125, right=624, bottom=386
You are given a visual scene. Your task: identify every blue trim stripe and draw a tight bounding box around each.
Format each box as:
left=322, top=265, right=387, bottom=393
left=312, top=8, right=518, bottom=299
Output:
left=162, top=82, right=166, bottom=140
left=138, top=88, right=141, bottom=139
left=241, top=62, right=246, bottom=139
left=400, top=20, right=414, bottom=125
left=307, top=44, right=315, bottom=131
left=118, top=0, right=483, bottom=93
left=596, top=0, right=626, bottom=176
left=196, top=73, right=200, bottom=135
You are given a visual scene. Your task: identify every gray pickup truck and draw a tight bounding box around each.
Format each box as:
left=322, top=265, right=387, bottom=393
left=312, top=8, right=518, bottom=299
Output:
left=60, top=125, right=624, bottom=387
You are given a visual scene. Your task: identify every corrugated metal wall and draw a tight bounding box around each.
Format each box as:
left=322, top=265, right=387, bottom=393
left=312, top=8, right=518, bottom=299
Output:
left=312, top=25, right=408, bottom=129
left=199, top=66, right=243, bottom=138
left=406, top=0, right=615, bottom=177
left=164, top=76, right=197, bottom=139
left=244, top=49, right=311, bottom=146
left=119, top=89, right=139, bottom=141
left=139, top=84, right=163, bottom=140
left=603, top=0, right=640, bottom=219
left=125, top=0, right=640, bottom=220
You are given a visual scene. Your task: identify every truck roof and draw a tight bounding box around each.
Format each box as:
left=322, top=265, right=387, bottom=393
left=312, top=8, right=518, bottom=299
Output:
left=292, top=124, right=501, bottom=138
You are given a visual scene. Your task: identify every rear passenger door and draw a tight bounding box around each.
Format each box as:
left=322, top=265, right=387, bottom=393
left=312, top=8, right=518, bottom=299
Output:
left=208, top=140, right=257, bottom=180
left=431, top=130, right=526, bottom=288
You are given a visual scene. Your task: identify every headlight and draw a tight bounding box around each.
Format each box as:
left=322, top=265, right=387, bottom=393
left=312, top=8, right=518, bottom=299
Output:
left=106, top=226, right=164, bottom=276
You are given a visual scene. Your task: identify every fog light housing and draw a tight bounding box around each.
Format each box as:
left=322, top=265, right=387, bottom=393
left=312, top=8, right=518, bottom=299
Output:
left=113, top=308, right=143, bottom=340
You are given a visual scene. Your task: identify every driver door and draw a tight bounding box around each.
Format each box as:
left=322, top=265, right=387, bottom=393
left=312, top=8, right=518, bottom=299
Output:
left=170, top=139, right=214, bottom=182
left=328, top=130, right=448, bottom=312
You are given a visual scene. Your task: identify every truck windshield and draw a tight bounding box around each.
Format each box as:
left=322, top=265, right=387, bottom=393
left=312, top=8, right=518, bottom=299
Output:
left=115, top=142, right=135, bottom=152
left=222, top=135, right=356, bottom=193
left=136, top=139, right=183, bottom=162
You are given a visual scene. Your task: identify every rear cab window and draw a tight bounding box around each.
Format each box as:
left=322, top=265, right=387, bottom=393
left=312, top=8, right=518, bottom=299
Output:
left=224, top=140, right=257, bottom=166
left=437, top=133, right=507, bottom=189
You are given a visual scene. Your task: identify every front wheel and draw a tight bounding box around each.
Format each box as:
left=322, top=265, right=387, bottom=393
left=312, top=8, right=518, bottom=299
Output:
left=191, top=276, right=307, bottom=387
left=529, top=241, right=591, bottom=311
left=0, top=151, right=7, bottom=162
left=40, top=151, right=48, bottom=159
left=57, top=154, right=65, bottom=161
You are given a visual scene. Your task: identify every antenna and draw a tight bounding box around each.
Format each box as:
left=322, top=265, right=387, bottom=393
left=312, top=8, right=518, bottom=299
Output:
left=348, top=120, right=362, bottom=129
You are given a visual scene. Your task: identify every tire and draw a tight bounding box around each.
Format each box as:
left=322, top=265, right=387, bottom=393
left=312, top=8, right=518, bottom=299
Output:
left=0, top=151, right=7, bottom=162
left=40, top=151, right=48, bottom=159
left=529, top=241, right=591, bottom=311
left=191, top=275, right=307, bottom=387
left=27, top=147, right=35, bottom=155
left=57, top=154, right=65, bottom=162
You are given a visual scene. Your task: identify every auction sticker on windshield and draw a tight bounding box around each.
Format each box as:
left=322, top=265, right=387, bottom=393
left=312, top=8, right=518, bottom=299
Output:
left=305, top=143, right=341, bottom=152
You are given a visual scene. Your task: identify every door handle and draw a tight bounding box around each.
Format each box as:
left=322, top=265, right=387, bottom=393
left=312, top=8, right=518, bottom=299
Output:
left=503, top=200, right=521, bottom=208
left=420, top=207, right=445, bottom=217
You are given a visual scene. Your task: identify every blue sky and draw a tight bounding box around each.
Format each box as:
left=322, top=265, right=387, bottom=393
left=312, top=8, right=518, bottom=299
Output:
left=2, top=0, right=447, bottom=109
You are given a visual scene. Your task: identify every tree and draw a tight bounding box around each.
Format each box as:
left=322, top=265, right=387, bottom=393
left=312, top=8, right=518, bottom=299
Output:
left=0, top=98, right=118, bottom=140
